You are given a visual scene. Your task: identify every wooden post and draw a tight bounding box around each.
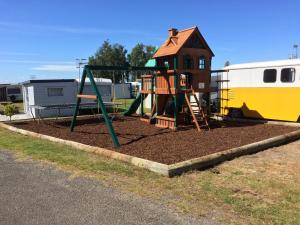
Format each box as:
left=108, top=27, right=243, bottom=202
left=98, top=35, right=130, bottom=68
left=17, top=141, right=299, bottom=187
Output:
left=141, top=76, right=144, bottom=116
left=173, top=56, right=178, bottom=129
left=150, top=75, right=154, bottom=110
left=155, top=74, right=158, bottom=116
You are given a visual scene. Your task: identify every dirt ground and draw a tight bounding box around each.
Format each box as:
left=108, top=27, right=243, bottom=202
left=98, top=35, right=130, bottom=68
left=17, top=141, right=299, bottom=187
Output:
left=11, top=115, right=299, bottom=164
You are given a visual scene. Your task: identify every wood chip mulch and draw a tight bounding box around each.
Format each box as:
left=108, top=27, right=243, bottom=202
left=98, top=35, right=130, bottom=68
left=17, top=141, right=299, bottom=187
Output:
left=10, top=115, right=299, bottom=164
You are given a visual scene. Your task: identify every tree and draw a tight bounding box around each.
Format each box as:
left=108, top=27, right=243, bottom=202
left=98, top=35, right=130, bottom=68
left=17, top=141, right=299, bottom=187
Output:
left=4, top=104, right=17, bottom=121
left=88, top=40, right=128, bottom=83
left=88, top=41, right=156, bottom=83
left=224, top=61, right=230, bottom=67
left=127, top=43, right=156, bottom=80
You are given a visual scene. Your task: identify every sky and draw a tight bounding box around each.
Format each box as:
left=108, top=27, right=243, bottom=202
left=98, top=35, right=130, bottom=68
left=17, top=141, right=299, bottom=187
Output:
left=0, top=0, right=299, bottom=83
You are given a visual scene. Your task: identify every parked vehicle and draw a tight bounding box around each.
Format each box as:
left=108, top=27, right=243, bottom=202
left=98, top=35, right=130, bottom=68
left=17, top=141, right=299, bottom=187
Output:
left=22, top=78, right=112, bottom=118
left=0, top=84, right=23, bottom=102
left=219, top=59, right=300, bottom=122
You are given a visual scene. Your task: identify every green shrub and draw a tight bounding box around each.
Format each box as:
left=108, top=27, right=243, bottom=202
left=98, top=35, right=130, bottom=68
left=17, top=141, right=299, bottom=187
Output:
left=4, top=104, right=18, bottom=121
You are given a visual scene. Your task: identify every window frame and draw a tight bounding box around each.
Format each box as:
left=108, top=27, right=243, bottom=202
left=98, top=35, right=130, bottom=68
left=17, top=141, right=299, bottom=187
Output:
left=47, top=87, right=64, bottom=97
left=164, top=60, right=169, bottom=69
left=183, top=55, right=194, bottom=69
left=280, top=68, right=295, bottom=83
left=263, top=69, right=277, bottom=83
left=198, top=56, right=206, bottom=70
left=7, top=88, right=21, bottom=95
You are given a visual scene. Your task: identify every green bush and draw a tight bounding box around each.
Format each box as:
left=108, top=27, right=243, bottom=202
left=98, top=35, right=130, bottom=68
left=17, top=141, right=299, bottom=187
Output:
left=4, top=104, right=18, bottom=121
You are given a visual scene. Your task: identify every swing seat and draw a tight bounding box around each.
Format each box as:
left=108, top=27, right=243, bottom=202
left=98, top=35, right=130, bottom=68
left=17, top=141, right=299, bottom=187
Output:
left=77, top=94, right=97, bottom=99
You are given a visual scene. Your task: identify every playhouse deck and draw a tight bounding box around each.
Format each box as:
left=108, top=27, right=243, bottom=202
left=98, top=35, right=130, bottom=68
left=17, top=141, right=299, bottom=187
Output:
left=10, top=115, right=299, bottom=164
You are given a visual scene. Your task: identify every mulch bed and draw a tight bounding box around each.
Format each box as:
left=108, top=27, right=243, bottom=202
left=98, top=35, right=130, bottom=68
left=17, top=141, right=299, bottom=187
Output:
left=9, top=115, right=299, bottom=164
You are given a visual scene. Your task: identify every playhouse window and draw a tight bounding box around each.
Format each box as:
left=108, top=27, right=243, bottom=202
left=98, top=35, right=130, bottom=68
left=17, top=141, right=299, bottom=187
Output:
left=263, top=69, right=277, bottom=83
left=183, top=55, right=193, bottom=69
left=281, top=68, right=295, bottom=83
left=164, top=61, right=169, bottom=69
left=47, top=87, right=63, bottom=97
left=199, top=56, right=206, bottom=69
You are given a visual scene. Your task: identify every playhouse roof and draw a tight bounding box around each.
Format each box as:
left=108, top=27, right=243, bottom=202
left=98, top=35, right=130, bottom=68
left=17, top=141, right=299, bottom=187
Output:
left=153, top=26, right=214, bottom=58
left=145, top=58, right=156, bottom=67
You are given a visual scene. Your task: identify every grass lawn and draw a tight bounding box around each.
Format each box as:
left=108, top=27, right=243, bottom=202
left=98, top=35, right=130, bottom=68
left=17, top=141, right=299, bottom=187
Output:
left=113, top=98, right=135, bottom=111
left=113, top=98, right=151, bottom=113
left=0, top=127, right=299, bottom=225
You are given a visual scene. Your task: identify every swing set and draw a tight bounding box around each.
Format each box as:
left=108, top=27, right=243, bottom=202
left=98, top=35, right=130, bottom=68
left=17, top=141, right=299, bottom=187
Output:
left=70, top=65, right=166, bottom=148
left=71, top=26, right=214, bottom=148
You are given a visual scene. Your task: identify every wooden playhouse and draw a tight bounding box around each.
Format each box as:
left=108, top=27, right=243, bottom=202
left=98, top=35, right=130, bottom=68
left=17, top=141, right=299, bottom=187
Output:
left=139, top=26, right=214, bottom=130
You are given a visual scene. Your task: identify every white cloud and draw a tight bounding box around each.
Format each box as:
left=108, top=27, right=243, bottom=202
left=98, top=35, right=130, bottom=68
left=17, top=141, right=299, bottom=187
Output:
left=32, top=64, right=77, bottom=72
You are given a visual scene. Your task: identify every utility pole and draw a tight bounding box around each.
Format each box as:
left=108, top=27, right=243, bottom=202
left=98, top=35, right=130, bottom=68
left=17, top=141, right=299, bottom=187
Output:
left=75, top=58, right=87, bottom=90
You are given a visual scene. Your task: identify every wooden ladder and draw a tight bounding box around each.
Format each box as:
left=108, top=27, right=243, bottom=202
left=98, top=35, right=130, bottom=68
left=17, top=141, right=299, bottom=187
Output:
left=184, top=89, right=210, bottom=131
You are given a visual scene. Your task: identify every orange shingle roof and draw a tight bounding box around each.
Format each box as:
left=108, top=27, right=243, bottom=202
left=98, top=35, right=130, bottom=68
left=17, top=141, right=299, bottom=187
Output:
left=153, top=26, right=214, bottom=58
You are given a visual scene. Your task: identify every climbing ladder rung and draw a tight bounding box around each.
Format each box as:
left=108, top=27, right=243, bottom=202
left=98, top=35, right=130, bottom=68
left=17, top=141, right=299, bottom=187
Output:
left=184, top=90, right=210, bottom=131
left=77, top=94, right=97, bottom=99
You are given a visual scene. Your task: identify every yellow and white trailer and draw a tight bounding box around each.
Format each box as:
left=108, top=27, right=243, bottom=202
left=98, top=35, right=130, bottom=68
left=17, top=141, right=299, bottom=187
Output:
left=220, top=59, right=300, bottom=122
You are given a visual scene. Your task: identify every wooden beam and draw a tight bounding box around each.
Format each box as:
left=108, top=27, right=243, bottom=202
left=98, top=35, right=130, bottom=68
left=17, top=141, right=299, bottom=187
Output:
left=85, top=65, right=166, bottom=72
left=77, top=94, right=97, bottom=99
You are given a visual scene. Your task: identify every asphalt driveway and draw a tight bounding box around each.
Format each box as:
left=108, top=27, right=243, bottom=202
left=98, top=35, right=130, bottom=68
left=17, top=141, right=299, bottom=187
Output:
left=0, top=150, right=218, bottom=225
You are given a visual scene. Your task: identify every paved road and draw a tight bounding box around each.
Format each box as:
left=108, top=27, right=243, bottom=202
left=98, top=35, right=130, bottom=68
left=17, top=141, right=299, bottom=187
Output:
left=0, top=150, right=218, bottom=225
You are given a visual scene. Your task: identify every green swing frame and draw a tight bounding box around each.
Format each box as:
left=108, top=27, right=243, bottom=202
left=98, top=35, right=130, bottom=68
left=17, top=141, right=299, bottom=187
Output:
left=70, top=65, right=166, bottom=148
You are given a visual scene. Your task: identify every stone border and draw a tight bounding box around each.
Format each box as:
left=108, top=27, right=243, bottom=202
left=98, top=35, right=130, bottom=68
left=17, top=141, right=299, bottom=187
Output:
left=168, top=129, right=300, bottom=176
left=1, top=122, right=300, bottom=177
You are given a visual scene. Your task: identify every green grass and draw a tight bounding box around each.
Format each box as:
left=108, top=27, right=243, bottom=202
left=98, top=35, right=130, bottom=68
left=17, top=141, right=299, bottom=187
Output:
left=0, top=127, right=299, bottom=225
left=113, top=98, right=135, bottom=111
left=0, top=128, right=152, bottom=178
left=113, top=98, right=151, bottom=113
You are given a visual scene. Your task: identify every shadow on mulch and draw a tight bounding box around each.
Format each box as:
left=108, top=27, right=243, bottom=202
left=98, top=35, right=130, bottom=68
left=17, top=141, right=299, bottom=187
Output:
left=55, top=115, right=133, bottom=127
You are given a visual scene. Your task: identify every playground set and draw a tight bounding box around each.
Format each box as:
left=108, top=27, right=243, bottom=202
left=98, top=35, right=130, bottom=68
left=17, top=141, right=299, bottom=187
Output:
left=70, top=26, right=214, bottom=147
left=5, top=26, right=300, bottom=175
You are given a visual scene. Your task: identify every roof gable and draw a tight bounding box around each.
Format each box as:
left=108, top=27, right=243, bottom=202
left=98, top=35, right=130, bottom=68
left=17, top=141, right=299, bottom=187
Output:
left=153, top=26, right=214, bottom=58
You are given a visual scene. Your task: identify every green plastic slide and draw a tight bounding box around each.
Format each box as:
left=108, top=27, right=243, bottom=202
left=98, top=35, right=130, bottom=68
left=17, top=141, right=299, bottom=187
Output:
left=123, top=93, right=144, bottom=116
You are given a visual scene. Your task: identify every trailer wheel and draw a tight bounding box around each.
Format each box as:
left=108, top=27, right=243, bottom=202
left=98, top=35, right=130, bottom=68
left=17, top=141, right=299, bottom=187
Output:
left=228, top=108, right=243, bottom=118
left=297, top=116, right=300, bottom=123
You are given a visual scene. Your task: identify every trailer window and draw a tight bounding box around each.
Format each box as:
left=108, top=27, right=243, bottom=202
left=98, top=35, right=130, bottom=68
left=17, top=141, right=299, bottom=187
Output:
left=263, top=69, right=277, bottom=83
left=47, top=88, right=63, bottom=97
left=7, top=88, right=21, bottom=95
left=281, top=68, right=295, bottom=83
